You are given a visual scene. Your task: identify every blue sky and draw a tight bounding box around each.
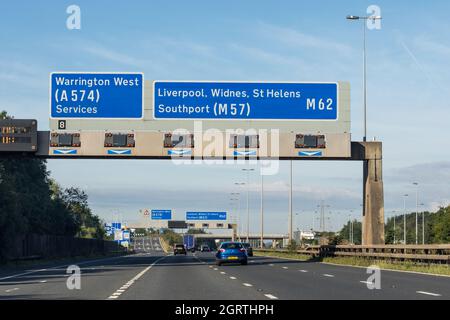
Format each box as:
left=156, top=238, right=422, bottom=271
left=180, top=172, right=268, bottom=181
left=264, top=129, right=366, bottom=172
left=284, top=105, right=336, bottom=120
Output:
left=1, top=1, right=449, bottom=233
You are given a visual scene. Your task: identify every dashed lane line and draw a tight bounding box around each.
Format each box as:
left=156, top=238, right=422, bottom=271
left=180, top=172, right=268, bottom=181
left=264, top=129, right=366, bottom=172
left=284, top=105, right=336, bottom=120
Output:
left=107, top=255, right=167, bottom=300
left=416, top=291, right=442, bottom=297
left=243, top=283, right=253, bottom=287
left=264, top=294, right=278, bottom=300
left=323, top=274, right=335, bottom=278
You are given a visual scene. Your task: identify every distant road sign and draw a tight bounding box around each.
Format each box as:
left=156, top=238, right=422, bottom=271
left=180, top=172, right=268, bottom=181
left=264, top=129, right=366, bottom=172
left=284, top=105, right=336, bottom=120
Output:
left=154, top=81, right=338, bottom=120
left=151, top=209, right=172, bottom=220
left=0, top=119, right=38, bottom=152
left=168, top=220, right=188, bottom=229
left=186, top=212, right=227, bottom=221
left=50, top=72, right=143, bottom=119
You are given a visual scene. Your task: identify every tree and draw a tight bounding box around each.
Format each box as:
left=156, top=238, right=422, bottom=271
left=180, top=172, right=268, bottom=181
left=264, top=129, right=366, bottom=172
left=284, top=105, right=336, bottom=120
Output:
left=338, top=220, right=362, bottom=245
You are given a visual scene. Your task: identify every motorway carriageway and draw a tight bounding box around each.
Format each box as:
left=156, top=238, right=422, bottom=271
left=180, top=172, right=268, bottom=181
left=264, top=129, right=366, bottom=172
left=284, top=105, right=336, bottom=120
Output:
left=0, top=250, right=449, bottom=300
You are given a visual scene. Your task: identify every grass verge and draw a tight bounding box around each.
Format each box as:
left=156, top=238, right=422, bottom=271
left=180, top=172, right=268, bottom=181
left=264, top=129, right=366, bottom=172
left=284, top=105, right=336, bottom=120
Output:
left=253, top=250, right=313, bottom=261
left=254, top=250, right=450, bottom=276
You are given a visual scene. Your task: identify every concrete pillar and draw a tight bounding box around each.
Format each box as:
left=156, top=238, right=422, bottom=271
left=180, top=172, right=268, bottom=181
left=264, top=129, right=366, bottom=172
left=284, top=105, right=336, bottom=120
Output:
left=231, top=224, right=237, bottom=242
left=362, top=142, right=385, bottom=245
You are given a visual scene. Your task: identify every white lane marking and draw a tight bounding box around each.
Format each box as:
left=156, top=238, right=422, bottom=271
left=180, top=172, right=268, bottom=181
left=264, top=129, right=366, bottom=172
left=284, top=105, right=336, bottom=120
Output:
left=0, top=255, right=132, bottom=281
left=416, top=291, right=442, bottom=297
left=264, top=294, right=278, bottom=300
left=209, top=266, right=213, bottom=268
left=39, top=280, right=47, bottom=283
left=213, top=268, right=218, bottom=271
left=269, top=264, right=274, bottom=267
left=220, top=271, right=226, bottom=275
left=5, top=288, right=20, bottom=293
left=230, top=276, right=237, bottom=280
left=107, top=255, right=167, bottom=300
left=360, top=281, right=373, bottom=285
left=299, top=270, right=308, bottom=273
left=243, top=283, right=253, bottom=287
left=323, top=274, right=335, bottom=278
left=282, top=267, right=288, bottom=269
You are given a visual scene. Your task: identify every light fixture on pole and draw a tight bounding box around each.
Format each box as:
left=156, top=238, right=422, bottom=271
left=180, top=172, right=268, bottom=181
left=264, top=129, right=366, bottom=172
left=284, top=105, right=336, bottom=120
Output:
left=346, top=14, right=382, bottom=142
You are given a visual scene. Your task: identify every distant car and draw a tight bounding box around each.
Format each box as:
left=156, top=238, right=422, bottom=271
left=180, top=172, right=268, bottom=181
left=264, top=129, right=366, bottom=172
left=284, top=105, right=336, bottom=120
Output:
left=242, top=243, right=253, bottom=256
left=215, top=242, right=247, bottom=266
left=173, top=244, right=187, bottom=255
left=201, top=245, right=210, bottom=252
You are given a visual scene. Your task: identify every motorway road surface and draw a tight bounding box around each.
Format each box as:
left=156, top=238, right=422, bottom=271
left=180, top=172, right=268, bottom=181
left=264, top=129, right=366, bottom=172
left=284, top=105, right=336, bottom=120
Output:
left=1, top=249, right=449, bottom=300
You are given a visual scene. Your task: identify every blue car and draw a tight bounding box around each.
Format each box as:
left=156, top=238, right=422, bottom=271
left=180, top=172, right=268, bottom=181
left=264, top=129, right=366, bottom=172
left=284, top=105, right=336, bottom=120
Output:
left=216, top=242, right=248, bottom=266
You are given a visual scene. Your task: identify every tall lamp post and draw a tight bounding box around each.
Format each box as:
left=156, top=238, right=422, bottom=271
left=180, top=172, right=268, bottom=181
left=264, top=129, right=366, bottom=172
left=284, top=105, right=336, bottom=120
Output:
left=346, top=14, right=382, bottom=142
left=391, top=210, right=397, bottom=244
left=403, top=194, right=409, bottom=244
left=234, top=182, right=245, bottom=241
left=242, top=168, right=254, bottom=242
left=260, top=172, right=264, bottom=248
left=412, top=182, right=419, bottom=244
left=288, top=161, right=293, bottom=243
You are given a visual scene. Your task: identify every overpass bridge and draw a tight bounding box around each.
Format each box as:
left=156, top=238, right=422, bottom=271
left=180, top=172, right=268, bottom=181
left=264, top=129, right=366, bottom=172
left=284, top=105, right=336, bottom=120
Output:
left=193, top=233, right=288, bottom=248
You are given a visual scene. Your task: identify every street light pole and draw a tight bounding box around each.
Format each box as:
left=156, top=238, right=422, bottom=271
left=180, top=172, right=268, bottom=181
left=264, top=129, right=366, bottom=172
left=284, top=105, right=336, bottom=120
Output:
left=391, top=210, right=397, bottom=244
left=260, top=173, right=264, bottom=249
left=346, top=14, right=382, bottom=142
left=242, top=168, right=254, bottom=243
left=288, top=160, right=293, bottom=243
left=413, top=182, right=419, bottom=244
left=234, top=183, right=245, bottom=241
left=403, top=194, right=409, bottom=244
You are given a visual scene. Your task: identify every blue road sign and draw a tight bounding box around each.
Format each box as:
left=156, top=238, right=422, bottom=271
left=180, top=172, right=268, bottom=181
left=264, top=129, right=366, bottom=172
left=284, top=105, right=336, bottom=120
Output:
left=112, top=222, right=122, bottom=230
left=151, top=209, right=172, bottom=220
left=154, top=81, right=338, bottom=120
left=105, top=223, right=113, bottom=236
left=50, top=72, right=143, bottom=119
left=186, top=211, right=227, bottom=221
